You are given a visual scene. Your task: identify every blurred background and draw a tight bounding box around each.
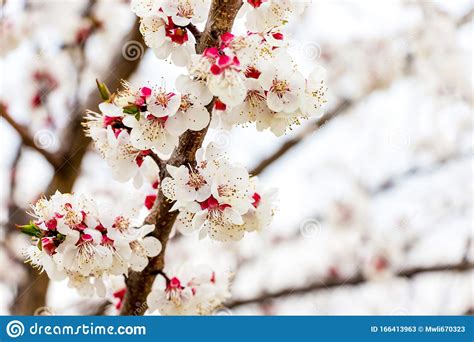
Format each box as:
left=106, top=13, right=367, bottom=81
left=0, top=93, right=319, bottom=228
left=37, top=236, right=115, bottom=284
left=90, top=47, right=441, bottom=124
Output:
left=0, top=0, right=472, bottom=315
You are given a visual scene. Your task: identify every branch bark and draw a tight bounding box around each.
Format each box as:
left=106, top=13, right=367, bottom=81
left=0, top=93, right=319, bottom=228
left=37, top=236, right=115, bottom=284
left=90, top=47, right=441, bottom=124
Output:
left=226, top=261, right=474, bottom=309
left=120, top=0, right=243, bottom=315
left=1, top=106, right=62, bottom=168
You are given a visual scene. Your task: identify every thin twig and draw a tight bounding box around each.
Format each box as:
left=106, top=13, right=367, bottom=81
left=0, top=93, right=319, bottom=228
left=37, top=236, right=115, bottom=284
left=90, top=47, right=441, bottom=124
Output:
left=226, top=261, right=474, bottom=309
left=1, top=105, right=62, bottom=168
left=186, top=23, right=202, bottom=41
left=250, top=99, right=351, bottom=176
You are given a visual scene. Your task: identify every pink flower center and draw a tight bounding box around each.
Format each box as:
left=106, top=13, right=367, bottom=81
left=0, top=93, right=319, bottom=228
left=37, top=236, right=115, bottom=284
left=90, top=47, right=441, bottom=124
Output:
left=199, top=195, right=231, bottom=211
left=167, top=277, right=183, bottom=290
left=144, top=194, right=157, bottom=210
left=41, top=237, right=56, bottom=256
left=245, top=66, right=261, bottom=79
left=247, top=0, right=265, bottom=8
left=80, top=233, right=93, bottom=243
left=45, top=218, right=57, bottom=230
left=214, top=99, right=227, bottom=111
left=270, top=79, right=290, bottom=97
left=135, top=149, right=151, bottom=167
left=166, top=25, right=189, bottom=45
left=101, top=234, right=114, bottom=246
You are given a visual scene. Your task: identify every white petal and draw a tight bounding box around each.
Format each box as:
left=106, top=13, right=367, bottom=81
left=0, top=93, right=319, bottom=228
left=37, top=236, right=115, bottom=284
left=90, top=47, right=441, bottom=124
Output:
left=141, top=236, right=162, bottom=257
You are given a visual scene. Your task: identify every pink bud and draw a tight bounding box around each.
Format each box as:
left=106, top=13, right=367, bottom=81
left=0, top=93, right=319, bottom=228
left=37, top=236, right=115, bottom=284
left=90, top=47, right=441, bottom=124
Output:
left=217, top=54, right=231, bottom=67
left=210, top=64, right=222, bottom=75
left=41, top=237, right=56, bottom=255
left=45, top=218, right=57, bottom=230
left=204, top=47, right=219, bottom=58
left=220, top=32, right=234, bottom=44
left=141, top=86, right=152, bottom=97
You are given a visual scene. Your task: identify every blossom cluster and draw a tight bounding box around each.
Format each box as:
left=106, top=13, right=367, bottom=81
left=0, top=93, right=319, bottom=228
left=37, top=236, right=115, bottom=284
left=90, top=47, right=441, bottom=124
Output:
left=131, top=0, right=211, bottom=66
left=18, top=191, right=161, bottom=297
left=84, top=80, right=211, bottom=186
left=132, top=0, right=327, bottom=136
left=162, top=143, right=278, bottom=241
left=240, top=0, right=307, bottom=33
left=147, top=264, right=230, bottom=315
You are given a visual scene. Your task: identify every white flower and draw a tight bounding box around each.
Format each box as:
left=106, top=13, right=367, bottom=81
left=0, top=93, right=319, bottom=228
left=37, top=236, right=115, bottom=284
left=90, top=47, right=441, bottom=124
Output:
left=299, top=65, right=328, bottom=118
left=243, top=179, right=278, bottom=232
left=85, top=103, right=160, bottom=187
left=176, top=74, right=213, bottom=106
left=227, top=78, right=269, bottom=125
left=160, top=143, right=276, bottom=241
left=128, top=224, right=162, bottom=272
left=67, top=273, right=107, bottom=298
left=147, top=88, right=181, bottom=118
left=130, top=0, right=162, bottom=17
left=161, top=0, right=211, bottom=26
left=211, top=164, right=252, bottom=214
left=105, top=128, right=158, bottom=188
left=207, top=53, right=247, bottom=107
left=54, top=228, right=113, bottom=277
left=259, top=53, right=304, bottom=113
left=161, top=164, right=211, bottom=204
left=242, top=0, right=306, bottom=32
left=123, top=115, right=179, bottom=157
left=166, top=93, right=210, bottom=136
left=24, top=246, right=66, bottom=281
left=147, top=264, right=230, bottom=315
left=139, top=13, right=196, bottom=67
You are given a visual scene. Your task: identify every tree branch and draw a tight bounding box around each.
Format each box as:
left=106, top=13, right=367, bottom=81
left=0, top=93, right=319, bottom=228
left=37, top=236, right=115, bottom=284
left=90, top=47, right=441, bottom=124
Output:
left=226, top=261, right=474, bottom=309
left=1, top=105, right=62, bottom=168
left=120, top=0, right=243, bottom=316
left=186, top=23, right=202, bottom=42
left=250, top=99, right=351, bottom=176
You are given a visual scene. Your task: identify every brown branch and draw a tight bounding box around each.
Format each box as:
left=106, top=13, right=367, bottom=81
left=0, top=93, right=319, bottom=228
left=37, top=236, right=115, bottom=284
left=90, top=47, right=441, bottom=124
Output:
left=120, top=0, right=244, bottom=315
left=9, top=18, right=143, bottom=316
left=370, top=152, right=471, bottom=195
left=186, top=23, right=202, bottom=42
left=456, top=7, right=473, bottom=27
left=1, top=105, right=62, bottom=168
left=250, top=99, right=351, bottom=176
left=226, top=261, right=474, bottom=309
